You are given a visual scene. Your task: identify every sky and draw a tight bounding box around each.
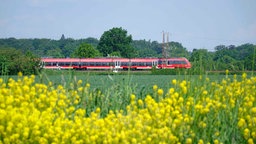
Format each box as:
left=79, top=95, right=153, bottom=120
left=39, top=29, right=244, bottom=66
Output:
left=0, top=0, right=256, bottom=51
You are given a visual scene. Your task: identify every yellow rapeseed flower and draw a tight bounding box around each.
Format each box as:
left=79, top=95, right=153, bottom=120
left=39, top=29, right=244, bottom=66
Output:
left=213, top=139, right=219, bottom=144
left=186, top=138, right=192, bottom=144
left=18, top=71, right=23, bottom=77
left=251, top=107, right=256, bottom=113
left=153, top=85, right=158, bottom=91
left=244, top=128, right=250, bottom=139
left=198, top=139, right=204, bottom=144
left=96, top=107, right=101, bottom=113
left=242, top=73, right=247, bottom=79
left=225, top=69, right=229, bottom=75
left=157, top=89, right=164, bottom=96
left=77, top=80, right=83, bottom=85
left=169, top=88, right=175, bottom=94
left=248, top=138, right=254, bottom=144
left=172, top=79, right=177, bottom=85
left=86, top=83, right=90, bottom=88
left=130, top=94, right=136, bottom=101
left=138, top=99, right=144, bottom=106
left=202, top=90, right=208, bottom=95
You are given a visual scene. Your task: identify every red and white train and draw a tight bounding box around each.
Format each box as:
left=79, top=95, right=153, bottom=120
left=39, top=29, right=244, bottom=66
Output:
left=41, top=57, right=191, bottom=70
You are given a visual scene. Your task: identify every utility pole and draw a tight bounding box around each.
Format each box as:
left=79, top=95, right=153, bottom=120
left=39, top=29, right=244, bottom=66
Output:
left=162, top=31, right=170, bottom=59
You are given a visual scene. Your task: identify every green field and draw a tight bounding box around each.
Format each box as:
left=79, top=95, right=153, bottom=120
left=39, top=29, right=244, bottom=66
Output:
left=0, top=70, right=234, bottom=97
left=33, top=71, right=228, bottom=96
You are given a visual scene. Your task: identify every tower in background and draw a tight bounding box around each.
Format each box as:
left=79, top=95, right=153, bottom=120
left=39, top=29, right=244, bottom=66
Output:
left=162, top=31, right=170, bottom=59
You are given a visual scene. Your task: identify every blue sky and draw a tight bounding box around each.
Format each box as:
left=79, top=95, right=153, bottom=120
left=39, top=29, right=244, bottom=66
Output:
left=0, top=0, right=256, bottom=51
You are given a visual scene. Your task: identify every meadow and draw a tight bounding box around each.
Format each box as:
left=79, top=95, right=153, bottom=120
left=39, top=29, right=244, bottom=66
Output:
left=0, top=71, right=255, bottom=143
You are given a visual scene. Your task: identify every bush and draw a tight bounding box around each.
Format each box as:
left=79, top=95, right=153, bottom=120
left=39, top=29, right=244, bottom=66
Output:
left=0, top=48, right=41, bottom=75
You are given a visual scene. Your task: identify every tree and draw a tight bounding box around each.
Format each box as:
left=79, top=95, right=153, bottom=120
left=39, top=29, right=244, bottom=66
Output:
left=73, top=43, right=100, bottom=58
left=0, top=47, right=40, bottom=75
left=22, top=51, right=41, bottom=75
left=190, top=49, right=214, bottom=73
left=132, top=40, right=159, bottom=57
left=83, top=37, right=99, bottom=48
left=46, top=48, right=64, bottom=58
left=169, top=42, right=189, bottom=58
left=97, top=27, right=134, bottom=58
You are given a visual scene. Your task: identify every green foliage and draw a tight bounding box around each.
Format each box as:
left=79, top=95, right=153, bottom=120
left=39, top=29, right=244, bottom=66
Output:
left=189, top=49, right=214, bottom=74
left=151, top=67, right=190, bottom=75
left=109, top=51, right=121, bottom=57
left=132, top=40, right=160, bottom=57
left=97, top=27, right=134, bottom=58
left=73, top=43, right=100, bottom=58
left=0, top=37, right=99, bottom=58
left=169, top=42, right=190, bottom=57
left=132, top=40, right=189, bottom=58
left=0, top=47, right=40, bottom=75
left=189, top=44, right=256, bottom=74
left=213, top=44, right=256, bottom=71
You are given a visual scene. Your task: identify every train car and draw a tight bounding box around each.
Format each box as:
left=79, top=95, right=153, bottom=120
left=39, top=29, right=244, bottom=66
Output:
left=42, top=58, right=80, bottom=70
left=122, top=58, right=159, bottom=70
left=73, top=58, right=129, bottom=70
left=41, top=57, right=191, bottom=70
left=158, top=57, right=191, bottom=69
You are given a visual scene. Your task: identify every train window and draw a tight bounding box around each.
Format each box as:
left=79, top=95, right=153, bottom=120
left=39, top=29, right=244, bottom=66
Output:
left=101, top=62, right=107, bottom=66
left=168, top=61, right=173, bottom=64
left=58, top=62, right=63, bottom=66
left=86, top=62, right=91, bottom=66
left=95, top=62, right=101, bottom=66
left=180, top=61, right=187, bottom=64
left=136, top=62, right=150, bottom=66
left=134, top=62, right=142, bottom=66
left=73, top=62, right=79, bottom=66
left=103, top=62, right=114, bottom=66
left=146, top=62, right=152, bottom=66
left=81, top=62, right=90, bottom=66
left=159, top=60, right=167, bottom=65
left=59, top=62, right=71, bottom=66
left=131, top=62, right=137, bottom=66
left=88, top=62, right=95, bottom=66
left=168, top=60, right=187, bottom=64
left=47, top=62, right=57, bottom=66
left=45, top=62, right=51, bottom=66
left=122, top=62, right=129, bottom=66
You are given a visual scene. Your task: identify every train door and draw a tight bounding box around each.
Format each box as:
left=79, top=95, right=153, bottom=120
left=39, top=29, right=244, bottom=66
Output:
left=114, top=61, right=121, bottom=68
left=152, top=61, right=158, bottom=67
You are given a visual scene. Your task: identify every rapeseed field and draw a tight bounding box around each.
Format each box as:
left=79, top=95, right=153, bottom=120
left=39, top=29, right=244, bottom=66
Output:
left=0, top=72, right=255, bottom=143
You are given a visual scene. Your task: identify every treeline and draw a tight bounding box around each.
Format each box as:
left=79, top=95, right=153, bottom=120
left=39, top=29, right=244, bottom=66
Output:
left=190, top=44, right=255, bottom=74
left=0, top=37, right=191, bottom=58
left=0, top=34, right=255, bottom=75
left=0, top=36, right=99, bottom=58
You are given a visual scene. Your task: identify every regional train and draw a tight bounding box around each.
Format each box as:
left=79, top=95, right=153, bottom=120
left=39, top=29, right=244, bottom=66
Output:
left=41, top=57, right=191, bottom=70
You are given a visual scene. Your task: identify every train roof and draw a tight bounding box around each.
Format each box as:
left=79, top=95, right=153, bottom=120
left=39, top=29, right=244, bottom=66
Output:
left=41, top=57, right=189, bottom=62
left=42, top=58, right=80, bottom=62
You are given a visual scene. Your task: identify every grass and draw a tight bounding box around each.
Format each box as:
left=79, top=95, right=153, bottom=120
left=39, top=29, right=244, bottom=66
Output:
left=32, top=70, right=231, bottom=117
